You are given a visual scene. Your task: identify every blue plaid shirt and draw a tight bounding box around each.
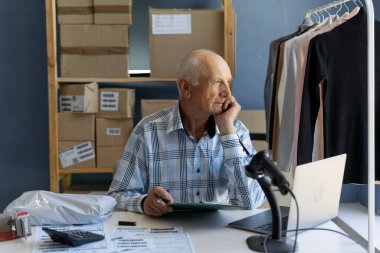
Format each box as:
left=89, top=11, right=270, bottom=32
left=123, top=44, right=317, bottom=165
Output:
left=108, top=103, right=265, bottom=213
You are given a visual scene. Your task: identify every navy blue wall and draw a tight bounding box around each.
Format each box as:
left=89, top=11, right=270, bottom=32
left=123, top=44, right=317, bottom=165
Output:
left=0, top=1, right=49, bottom=210
left=0, top=0, right=379, bottom=210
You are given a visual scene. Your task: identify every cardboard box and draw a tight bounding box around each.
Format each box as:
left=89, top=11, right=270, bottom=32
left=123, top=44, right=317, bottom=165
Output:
left=94, top=0, right=132, bottom=25
left=59, top=141, right=96, bottom=169
left=149, top=8, right=224, bottom=77
left=96, top=118, right=133, bottom=147
left=238, top=110, right=266, bottom=134
left=57, top=0, right=93, bottom=24
left=58, top=113, right=95, bottom=141
left=60, top=25, right=129, bottom=77
left=238, top=110, right=268, bottom=151
left=59, top=82, right=98, bottom=113
left=251, top=140, right=268, bottom=152
left=96, top=146, right=124, bottom=168
left=96, top=88, right=135, bottom=119
left=141, top=99, right=178, bottom=118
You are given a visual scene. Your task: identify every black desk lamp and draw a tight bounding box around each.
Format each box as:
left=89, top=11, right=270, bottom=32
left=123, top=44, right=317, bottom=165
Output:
left=245, top=150, right=298, bottom=252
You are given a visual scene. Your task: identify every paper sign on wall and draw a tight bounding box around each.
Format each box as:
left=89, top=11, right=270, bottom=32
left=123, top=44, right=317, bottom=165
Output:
left=152, top=14, right=191, bottom=34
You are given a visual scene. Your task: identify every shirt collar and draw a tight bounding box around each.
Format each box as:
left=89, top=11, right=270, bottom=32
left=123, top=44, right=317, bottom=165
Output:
left=167, top=103, right=218, bottom=138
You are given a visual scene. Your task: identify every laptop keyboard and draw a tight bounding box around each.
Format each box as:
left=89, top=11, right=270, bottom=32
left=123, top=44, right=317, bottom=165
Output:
left=256, top=216, right=289, bottom=232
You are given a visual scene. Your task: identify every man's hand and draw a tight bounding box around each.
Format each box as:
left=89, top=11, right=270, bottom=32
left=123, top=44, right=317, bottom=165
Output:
left=143, top=186, right=173, bottom=216
left=215, top=96, right=240, bottom=135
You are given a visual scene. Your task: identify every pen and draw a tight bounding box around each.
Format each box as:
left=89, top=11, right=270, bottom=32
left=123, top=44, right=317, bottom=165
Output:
left=118, top=221, right=136, bottom=226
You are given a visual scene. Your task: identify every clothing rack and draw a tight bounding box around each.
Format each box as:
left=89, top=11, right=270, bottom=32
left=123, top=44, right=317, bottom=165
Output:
left=304, top=0, right=360, bottom=19
left=305, top=0, right=375, bottom=252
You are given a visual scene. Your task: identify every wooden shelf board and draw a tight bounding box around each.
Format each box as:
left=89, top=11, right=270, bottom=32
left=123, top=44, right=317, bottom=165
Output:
left=59, top=167, right=114, bottom=174
left=64, top=184, right=110, bottom=193
left=57, top=77, right=177, bottom=83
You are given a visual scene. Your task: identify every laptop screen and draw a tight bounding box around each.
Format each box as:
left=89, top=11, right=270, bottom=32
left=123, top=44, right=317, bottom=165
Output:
left=228, top=154, right=347, bottom=237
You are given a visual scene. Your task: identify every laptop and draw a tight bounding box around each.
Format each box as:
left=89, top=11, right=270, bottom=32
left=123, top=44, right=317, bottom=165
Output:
left=228, top=154, right=347, bottom=237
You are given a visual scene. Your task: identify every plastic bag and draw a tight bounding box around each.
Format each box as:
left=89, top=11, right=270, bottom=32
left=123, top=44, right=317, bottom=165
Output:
left=4, top=190, right=116, bottom=225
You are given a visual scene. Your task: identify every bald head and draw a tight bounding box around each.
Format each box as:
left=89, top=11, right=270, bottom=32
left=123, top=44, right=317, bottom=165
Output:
left=176, top=49, right=227, bottom=87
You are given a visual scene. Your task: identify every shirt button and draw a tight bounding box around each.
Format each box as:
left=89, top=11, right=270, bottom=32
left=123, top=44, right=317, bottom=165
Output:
left=197, top=168, right=200, bottom=173
left=196, top=191, right=200, bottom=196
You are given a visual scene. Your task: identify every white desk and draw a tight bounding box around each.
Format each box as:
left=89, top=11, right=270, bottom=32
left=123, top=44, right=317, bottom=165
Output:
left=0, top=209, right=366, bottom=253
left=338, top=202, right=380, bottom=250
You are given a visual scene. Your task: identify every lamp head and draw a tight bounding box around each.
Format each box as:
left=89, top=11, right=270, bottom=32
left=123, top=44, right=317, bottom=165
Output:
left=246, top=150, right=290, bottom=195
left=247, top=150, right=271, bottom=173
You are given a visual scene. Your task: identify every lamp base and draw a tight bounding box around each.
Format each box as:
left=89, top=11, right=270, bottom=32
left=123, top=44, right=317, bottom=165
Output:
left=246, top=235, right=298, bottom=252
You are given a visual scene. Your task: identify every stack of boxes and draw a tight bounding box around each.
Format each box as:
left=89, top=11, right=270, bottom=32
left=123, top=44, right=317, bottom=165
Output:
left=58, top=0, right=132, bottom=77
left=58, top=83, right=98, bottom=169
left=57, top=0, right=135, bottom=170
left=96, top=88, right=135, bottom=168
left=58, top=83, right=135, bottom=170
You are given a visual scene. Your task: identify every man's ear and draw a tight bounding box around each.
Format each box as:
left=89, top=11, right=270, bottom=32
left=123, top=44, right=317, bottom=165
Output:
left=178, top=78, right=191, bottom=98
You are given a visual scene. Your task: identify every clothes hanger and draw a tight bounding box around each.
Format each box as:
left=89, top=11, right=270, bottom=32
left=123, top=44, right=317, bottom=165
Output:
left=325, top=9, right=332, bottom=20
left=354, top=0, right=363, bottom=7
left=343, top=1, right=350, bottom=13
left=312, top=13, right=319, bottom=23
left=321, top=9, right=331, bottom=23
left=317, top=10, right=324, bottom=22
left=335, top=3, right=343, bottom=18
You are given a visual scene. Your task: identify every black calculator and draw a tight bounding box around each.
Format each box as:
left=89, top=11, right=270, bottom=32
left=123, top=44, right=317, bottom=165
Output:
left=42, top=227, right=105, bottom=247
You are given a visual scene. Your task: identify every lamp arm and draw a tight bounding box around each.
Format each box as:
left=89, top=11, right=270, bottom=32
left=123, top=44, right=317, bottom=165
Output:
left=256, top=175, right=283, bottom=240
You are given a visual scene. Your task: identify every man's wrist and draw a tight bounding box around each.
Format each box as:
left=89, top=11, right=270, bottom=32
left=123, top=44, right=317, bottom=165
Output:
left=218, top=124, right=236, bottom=135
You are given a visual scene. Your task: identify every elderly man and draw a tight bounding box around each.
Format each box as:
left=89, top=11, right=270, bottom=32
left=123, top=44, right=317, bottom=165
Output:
left=109, top=49, right=265, bottom=216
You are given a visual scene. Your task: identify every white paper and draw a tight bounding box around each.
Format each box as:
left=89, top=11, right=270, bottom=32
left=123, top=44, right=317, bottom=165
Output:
left=152, top=14, right=191, bottom=34
left=101, top=92, right=119, bottom=111
left=60, top=95, right=85, bottom=112
left=59, top=141, right=95, bottom=168
left=32, top=223, right=111, bottom=253
left=107, top=128, right=121, bottom=136
left=111, top=227, right=195, bottom=253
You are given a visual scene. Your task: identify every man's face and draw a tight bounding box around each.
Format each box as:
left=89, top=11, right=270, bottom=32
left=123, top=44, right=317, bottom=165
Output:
left=189, top=56, right=232, bottom=115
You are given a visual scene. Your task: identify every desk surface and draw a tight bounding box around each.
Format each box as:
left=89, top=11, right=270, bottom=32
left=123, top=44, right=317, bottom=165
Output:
left=338, top=202, right=380, bottom=249
left=0, top=209, right=366, bottom=253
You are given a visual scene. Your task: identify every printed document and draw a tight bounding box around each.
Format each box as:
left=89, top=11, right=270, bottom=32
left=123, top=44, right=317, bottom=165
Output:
left=111, top=227, right=195, bottom=253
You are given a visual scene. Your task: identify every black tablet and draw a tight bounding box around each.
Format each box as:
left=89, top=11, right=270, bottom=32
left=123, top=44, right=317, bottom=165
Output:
left=168, top=202, right=244, bottom=211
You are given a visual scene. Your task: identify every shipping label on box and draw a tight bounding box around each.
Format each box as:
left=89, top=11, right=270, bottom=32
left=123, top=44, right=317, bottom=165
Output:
left=59, top=141, right=95, bottom=168
left=100, top=91, right=119, bottom=111
left=60, top=25, right=129, bottom=77
left=97, top=88, right=135, bottom=119
left=94, top=0, right=132, bottom=25
left=57, top=0, right=94, bottom=24
left=96, top=118, right=133, bottom=146
left=59, top=82, right=98, bottom=113
left=152, top=14, right=191, bottom=35
left=107, top=128, right=121, bottom=135
left=58, top=113, right=95, bottom=141
left=60, top=95, right=85, bottom=112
